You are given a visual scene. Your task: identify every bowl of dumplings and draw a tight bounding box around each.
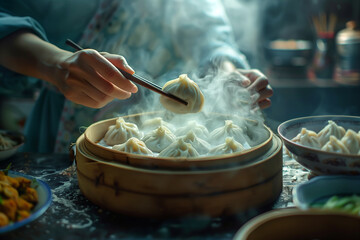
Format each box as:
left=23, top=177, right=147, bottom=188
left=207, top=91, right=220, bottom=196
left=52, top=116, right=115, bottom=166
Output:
left=75, top=111, right=284, bottom=218
left=278, top=115, right=360, bottom=175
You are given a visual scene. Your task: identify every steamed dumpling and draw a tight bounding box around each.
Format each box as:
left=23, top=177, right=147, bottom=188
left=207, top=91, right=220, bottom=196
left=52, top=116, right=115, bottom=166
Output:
left=112, top=137, right=153, bottom=156
left=341, top=129, right=360, bottom=154
left=142, top=126, right=176, bottom=152
left=209, top=120, right=250, bottom=148
left=181, top=131, right=211, bottom=155
left=317, top=120, right=346, bottom=146
left=293, top=128, right=321, bottom=149
left=103, top=117, right=142, bottom=146
left=175, top=120, right=209, bottom=140
left=292, top=128, right=318, bottom=142
left=141, top=117, right=175, bottom=133
left=209, top=137, right=245, bottom=155
left=321, top=136, right=350, bottom=154
left=160, top=74, right=204, bottom=114
left=104, top=117, right=142, bottom=146
left=158, top=138, right=200, bottom=158
left=242, top=118, right=270, bottom=147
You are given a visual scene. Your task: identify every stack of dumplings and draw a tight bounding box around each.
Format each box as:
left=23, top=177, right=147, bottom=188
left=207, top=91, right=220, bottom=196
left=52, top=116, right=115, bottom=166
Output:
left=292, top=120, right=360, bottom=155
left=101, top=116, right=266, bottom=158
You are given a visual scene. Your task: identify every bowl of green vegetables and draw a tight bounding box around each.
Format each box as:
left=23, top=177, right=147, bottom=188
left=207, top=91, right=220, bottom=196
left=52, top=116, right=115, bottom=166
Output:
left=293, top=175, right=360, bottom=216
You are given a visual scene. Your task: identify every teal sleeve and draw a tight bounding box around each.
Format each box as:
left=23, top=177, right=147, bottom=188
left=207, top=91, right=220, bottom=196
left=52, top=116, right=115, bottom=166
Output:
left=21, top=88, right=64, bottom=153
left=0, top=10, right=48, bottom=95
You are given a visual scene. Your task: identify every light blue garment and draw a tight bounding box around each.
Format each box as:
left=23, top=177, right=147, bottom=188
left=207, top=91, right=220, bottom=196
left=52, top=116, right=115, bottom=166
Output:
left=0, top=0, right=249, bottom=153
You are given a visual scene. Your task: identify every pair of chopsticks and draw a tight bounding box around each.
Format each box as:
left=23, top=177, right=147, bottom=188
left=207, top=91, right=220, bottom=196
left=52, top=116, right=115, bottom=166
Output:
left=312, top=13, right=337, bottom=38
left=65, top=39, right=187, bottom=106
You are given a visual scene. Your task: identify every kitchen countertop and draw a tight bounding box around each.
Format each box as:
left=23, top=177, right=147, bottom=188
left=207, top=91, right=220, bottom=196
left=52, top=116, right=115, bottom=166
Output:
left=0, top=151, right=309, bottom=240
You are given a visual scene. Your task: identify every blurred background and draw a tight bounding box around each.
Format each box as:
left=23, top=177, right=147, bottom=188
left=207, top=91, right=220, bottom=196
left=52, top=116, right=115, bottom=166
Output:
left=225, top=0, right=360, bottom=129
left=1, top=0, right=359, bottom=132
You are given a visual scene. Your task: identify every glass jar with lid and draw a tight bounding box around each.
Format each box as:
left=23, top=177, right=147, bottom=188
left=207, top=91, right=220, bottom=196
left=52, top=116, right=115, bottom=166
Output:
left=335, top=21, right=360, bottom=85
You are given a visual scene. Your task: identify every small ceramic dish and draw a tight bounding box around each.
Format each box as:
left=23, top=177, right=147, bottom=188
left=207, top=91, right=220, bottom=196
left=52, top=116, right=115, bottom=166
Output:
left=233, top=208, right=360, bottom=240
left=293, top=175, right=360, bottom=211
left=277, top=115, right=360, bottom=175
left=0, top=130, right=25, bottom=161
left=0, top=170, right=52, bottom=234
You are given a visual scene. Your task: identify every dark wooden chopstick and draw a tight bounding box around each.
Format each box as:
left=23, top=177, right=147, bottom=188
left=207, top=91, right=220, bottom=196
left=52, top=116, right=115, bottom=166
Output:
left=65, top=39, right=187, bottom=106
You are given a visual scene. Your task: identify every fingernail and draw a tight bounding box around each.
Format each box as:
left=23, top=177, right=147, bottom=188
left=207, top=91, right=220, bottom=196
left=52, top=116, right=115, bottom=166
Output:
left=131, top=84, right=138, bottom=93
left=126, top=64, right=135, bottom=74
left=242, top=79, right=251, bottom=87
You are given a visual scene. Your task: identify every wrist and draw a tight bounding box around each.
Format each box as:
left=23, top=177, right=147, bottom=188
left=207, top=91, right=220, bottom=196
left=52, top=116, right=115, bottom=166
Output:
left=40, top=48, right=72, bottom=86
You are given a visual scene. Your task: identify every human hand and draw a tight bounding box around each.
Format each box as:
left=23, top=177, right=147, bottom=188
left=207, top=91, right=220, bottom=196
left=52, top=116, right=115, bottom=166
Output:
left=220, top=61, right=272, bottom=109
left=53, top=49, right=138, bottom=108
left=235, top=69, right=273, bottom=109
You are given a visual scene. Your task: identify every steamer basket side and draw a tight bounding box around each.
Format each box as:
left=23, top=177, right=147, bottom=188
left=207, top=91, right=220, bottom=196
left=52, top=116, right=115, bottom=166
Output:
left=76, top=133, right=283, bottom=196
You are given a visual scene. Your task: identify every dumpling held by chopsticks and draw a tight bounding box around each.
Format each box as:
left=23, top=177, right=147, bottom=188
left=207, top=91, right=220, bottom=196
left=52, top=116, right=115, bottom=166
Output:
left=160, top=74, right=204, bottom=114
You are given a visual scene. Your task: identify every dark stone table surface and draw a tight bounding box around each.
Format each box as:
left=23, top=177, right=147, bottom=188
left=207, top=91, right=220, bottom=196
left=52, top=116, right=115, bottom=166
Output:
left=0, top=151, right=309, bottom=240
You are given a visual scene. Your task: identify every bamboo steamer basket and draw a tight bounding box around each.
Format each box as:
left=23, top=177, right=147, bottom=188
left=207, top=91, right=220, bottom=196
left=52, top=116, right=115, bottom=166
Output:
left=83, top=112, right=274, bottom=170
left=76, top=116, right=283, bottom=218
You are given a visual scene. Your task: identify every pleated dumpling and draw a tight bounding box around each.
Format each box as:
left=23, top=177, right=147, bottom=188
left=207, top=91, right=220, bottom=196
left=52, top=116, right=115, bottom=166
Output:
left=181, top=131, right=211, bottom=155
left=158, top=138, right=200, bottom=158
left=175, top=120, right=209, bottom=140
left=317, top=120, right=346, bottom=146
left=112, top=137, right=153, bottom=156
left=292, top=128, right=321, bottom=149
left=341, top=129, right=360, bottom=154
left=142, top=126, right=176, bottom=153
left=141, top=117, right=175, bottom=133
left=209, top=137, right=245, bottom=155
left=209, top=120, right=250, bottom=148
left=292, top=128, right=318, bottom=142
left=243, top=118, right=270, bottom=147
left=160, top=74, right=204, bottom=114
left=321, top=136, right=350, bottom=154
left=104, top=117, right=142, bottom=146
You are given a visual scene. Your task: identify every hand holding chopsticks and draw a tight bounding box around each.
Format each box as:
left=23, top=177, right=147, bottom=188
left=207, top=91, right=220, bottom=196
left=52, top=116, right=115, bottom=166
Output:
left=65, top=39, right=187, bottom=106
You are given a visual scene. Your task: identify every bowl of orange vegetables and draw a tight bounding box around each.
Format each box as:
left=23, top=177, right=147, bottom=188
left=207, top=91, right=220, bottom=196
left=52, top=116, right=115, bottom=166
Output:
left=0, top=169, right=52, bottom=233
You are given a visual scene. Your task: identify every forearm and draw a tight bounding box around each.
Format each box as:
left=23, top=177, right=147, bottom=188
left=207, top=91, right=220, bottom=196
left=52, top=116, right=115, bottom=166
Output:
left=0, top=30, right=71, bottom=85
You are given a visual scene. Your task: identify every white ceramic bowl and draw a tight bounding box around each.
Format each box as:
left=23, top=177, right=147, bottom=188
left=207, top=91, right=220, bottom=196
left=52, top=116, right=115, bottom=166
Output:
left=0, top=130, right=24, bottom=161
